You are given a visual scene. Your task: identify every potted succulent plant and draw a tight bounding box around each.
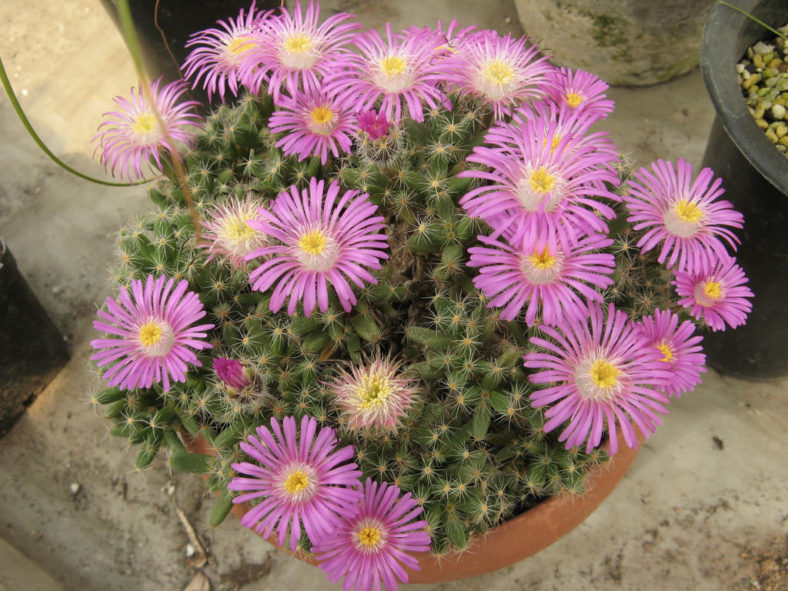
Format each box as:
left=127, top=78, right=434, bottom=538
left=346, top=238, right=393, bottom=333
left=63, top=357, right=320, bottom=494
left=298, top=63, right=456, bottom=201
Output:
left=699, top=0, right=788, bottom=379
left=84, top=2, right=753, bottom=589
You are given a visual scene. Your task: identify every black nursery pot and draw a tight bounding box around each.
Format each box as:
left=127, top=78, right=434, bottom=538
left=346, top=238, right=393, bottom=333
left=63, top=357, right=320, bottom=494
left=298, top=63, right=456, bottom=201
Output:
left=0, top=239, right=70, bottom=437
left=700, top=0, right=788, bottom=380
left=99, top=0, right=281, bottom=106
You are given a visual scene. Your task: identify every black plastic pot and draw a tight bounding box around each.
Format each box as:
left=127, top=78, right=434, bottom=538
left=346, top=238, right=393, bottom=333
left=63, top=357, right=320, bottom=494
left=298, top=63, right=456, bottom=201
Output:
left=0, top=239, right=70, bottom=437
left=99, top=0, right=281, bottom=106
left=699, top=0, right=788, bottom=380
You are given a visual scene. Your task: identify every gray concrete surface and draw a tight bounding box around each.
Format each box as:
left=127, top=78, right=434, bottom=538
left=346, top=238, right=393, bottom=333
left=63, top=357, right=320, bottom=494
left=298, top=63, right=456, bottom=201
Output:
left=1, top=1, right=786, bottom=591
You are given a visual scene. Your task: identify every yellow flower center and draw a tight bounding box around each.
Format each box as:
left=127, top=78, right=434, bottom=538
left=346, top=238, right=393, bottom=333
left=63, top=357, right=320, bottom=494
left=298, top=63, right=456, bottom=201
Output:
left=356, top=374, right=393, bottom=410
left=226, top=35, right=254, bottom=55
left=704, top=281, right=722, bottom=300
left=565, top=92, right=584, bottom=107
left=358, top=526, right=383, bottom=548
left=590, top=359, right=620, bottom=389
left=283, top=33, right=313, bottom=54
left=225, top=216, right=257, bottom=242
left=657, top=343, right=674, bottom=363
left=310, top=105, right=334, bottom=125
left=298, top=229, right=327, bottom=255
left=380, top=55, right=407, bottom=77
left=674, top=199, right=704, bottom=223
left=482, top=60, right=515, bottom=85
left=139, top=321, right=162, bottom=346
left=529, top=167, right=556, bottom=194
left=284, top=470, right=311, bottom=494
left=132, top=112, right=157, bottom=134
left=528, top=246, right=557, bottom=270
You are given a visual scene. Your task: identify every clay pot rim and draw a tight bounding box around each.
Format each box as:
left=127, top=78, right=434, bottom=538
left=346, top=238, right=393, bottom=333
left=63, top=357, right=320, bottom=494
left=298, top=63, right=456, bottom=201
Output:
left=185, top=429, right=639, bottom=583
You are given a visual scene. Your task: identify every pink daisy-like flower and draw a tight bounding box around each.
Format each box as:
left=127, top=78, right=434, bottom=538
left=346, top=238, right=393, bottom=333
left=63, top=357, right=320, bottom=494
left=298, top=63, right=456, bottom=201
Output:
left=228, top=416, right=363, bottom=551
left=623, top=158, right=744, bottom=273
left=324, top=23, right=450, bottom=123
left=524, top=303, right=672, bottom=454
left=238, top=0, right=361, bottom=101
left=673, top=255, right=753, bottom=331
left=200, top=195, right=268, bottom=267
left=444, top=30, right=552, bottom=120
left=93, top=78, right=201, bottom=181
left=91, top=274, right=213, bottom=391
left=245, top=178, right=389, bottom=316
left=214, top=357, right=253, bottom=391
left=182, top=2, right=273, bottom=102
left=401, top=19, right=477, bottom=61
left=468, top=228, right=615, bottom=325
left=544, top=67, right=615, bottom=121
left=636, top=309, right=706, bottom=397
left=268, top=87, right=355, bottom=164
left=312, top=478, right=431, bottom=591
left=458, top=110, right=619, bottom=242
left=327, top=355, right=417, bottom=433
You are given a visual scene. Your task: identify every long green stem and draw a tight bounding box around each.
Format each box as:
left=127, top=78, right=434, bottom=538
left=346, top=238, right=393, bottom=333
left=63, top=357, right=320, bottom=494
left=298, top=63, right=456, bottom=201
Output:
left=0, top=55, right=153, bottom=187
left=718, top=1, right=788, bottom=41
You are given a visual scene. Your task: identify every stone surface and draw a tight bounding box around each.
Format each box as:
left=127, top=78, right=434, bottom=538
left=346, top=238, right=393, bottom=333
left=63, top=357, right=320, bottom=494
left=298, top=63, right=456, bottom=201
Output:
left=0, top=1, right=786, bottom=591
left=514, top=0, right=717, bottom=86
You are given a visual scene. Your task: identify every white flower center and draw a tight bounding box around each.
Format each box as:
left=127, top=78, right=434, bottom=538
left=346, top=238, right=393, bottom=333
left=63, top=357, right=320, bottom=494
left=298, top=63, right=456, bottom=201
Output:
left=693, top=280, right=723, bottom=307
left=307, top=105, right=337, bottom=135
left=663, top=198, right=705, bottom=238
left=520, top=245, right=563, bottom=284
left=278, top=32, right=319, bottom=70
left=514, top=166, right=565, bottom=213
left=476, top=58, right=517, bottom=100
left=352, top=518, right=387, bottom=553
left=373, top=54, right=414, bottom=94
left=131, top=112, right=162, bottom=145
left=574, top=351, right=624, bottom=402
left=279, top=463, right=317, bottom=503
left=138, top=318, right=175, bottom=357
left=296, top=228, right=339, bottom=271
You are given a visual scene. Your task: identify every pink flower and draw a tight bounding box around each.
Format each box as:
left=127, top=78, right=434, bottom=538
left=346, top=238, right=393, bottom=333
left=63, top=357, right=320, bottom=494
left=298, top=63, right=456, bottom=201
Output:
left=213, top=357, right=252, bottom=391
left=673, top=255, right=753, bottom=331
left=357, top=110, right=391, bottom=140
left=182, top=1, right=273, bottom=102
left=636, top=309, right=706, bottom=397
left=228, top=416, right=363, bottom=551
left=443, top=30, right=552, bottom=119
left=312, top=479, right=431, bottom=591
left=268, top=87, right=356, bottom=163
left=324, top=23, right=449, bottom=123
left=91, top=275, right=213, bottom=391
left=524, top=303, right=672, bottom=454
left=468, top=228, right=614, bottom=325
left=623, top=158, right=744, bottom=273
left=237, top=0, right=361, bottom=101
left=245, top=178, right=389, bottom=316
left=545, top=67, right=615, bottom=120
left=93, top=78, right=201, bottom=181
left=200, top=195, right=268, bottom=267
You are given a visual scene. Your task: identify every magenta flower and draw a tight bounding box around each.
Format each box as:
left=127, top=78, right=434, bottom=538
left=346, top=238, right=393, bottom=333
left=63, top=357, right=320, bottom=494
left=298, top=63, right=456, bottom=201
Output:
left=524, top=303, right=672, bottom=454
left=636, top=309, right=706, bottom=397
left=623, top=158, right=744, bottom=273
left=214, top=357, right=253, bottom=391
left=673, top=255, right=753, bottom=331
left=91, top=275, right=213, bottom=391
left=182, top=2, right=272, bottom=102
left=268, top=88, right=355, bottom=163
left=245, top=178, right=389, bottom=316
left=312, top=478, right=431, bottom=591
left=326, top=355, right=417, bottom=433
left=229, top=416, right=363, bottom=551
left=324, top=23, right=449, bottom=123
left=545, top=67, right=615, bottom=120
left=93, top=78, right=201, bottom=181
left=458, top=110, right=620, bottom=243
left=237, top=0, right=361, bottom=101
left=200, top=195, right=269, bottom=267
left=357, top=110, right=391, bottom=140
left=468, top=228, right=615, bottom=325
left=444, top=30, right=552, bottom=120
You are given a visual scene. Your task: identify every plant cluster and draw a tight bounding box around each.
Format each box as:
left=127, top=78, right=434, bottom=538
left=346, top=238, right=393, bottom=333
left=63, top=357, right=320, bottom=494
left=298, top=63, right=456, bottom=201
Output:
left=88, top=2, right=753, bottom=589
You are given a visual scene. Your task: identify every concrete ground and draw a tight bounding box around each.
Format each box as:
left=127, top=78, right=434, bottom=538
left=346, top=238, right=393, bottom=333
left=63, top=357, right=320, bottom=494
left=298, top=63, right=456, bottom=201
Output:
left=1, top=1, right=786, bottom=590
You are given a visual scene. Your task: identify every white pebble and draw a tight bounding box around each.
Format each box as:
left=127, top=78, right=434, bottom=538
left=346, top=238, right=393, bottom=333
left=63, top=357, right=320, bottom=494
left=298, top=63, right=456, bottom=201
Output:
left=69, top=482, right=81, bottom=495
left=772, top=104, right=786, bottom=120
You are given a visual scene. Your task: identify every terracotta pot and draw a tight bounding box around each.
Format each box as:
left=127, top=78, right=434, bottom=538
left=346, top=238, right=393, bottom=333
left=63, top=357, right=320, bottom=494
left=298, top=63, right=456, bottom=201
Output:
left=185, top=430, right=638, bottom=582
